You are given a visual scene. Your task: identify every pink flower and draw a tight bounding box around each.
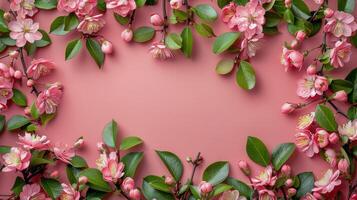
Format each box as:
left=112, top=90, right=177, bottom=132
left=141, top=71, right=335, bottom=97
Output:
left=121, top=28, right=133, bottom=42
left=297, top=112, right=315, bottom=130
left=314, top=76, right=329, bottom=93
left=60, top=183, right=80, bottom=200
left=101, top=40, right=113, bottom=54
left=297, top=75, right=328, bottom=99
left=77, top=14, right=105, bottom=35
left=312, top=169, right=341, bottom=194
left=122, top=177, right=135, bottom=192
left=199, top=181, right=213, bottom=194
left=296, top=31, right=306, bottom=41
left=57, top=0, right=79, bottom=13
left=20, top=184, right=49, bottom=200
left=0, top=88, right=13, bottom=104
left=220, top=190, right=247, bottom=200
left=96, top=152, right=125, bottom=183
left=337, top=159, right=349, bottom=174
left=295, top=130, right=319, bottom=157
left=129, top=189, right=141, bottom=200
left=307, top=64, right=317, bottom=75
left=238, top=160, right=251, bottom=176
left=329, top=132, right=339, bottom=144
left=36, top=83, right=63, bottom=114
left=281, top=47, right=304, bottom=71
left=333, top=90, right=347, bottom=102
left=8, top=18, right=42, bottom=47
left=27, top=58, right=55, bottom=80
left=251, top=165, right=277, bottom=187
left=315, top=128, right=329, bottom=148
left=338, top=120, right=357, bottom=141
left=53, top=143, right=75, bottom=164
left=105, top=0, right=136, bottom=17
left=324, top=11, right=357, bottom=38
left=149, top=42, right=174, bottom=60
left=281, top=164, right=291, bottom=176
left=258, top=189, right=277, bottom=200
left=281, top=103, right=297, bottom=114
left=0, top=63, right=15, bottom=89
left=10, top=0, right=38, bottom=18
left=76, top=0, right=97, bottom=17
left=330, top=39, right=352, bottom=68
left=150, top=13, right=164, bottom=26
left=222, top=3, right=237, bottom=24
left=240, top=33, right=263, bottom=59
left=301, top=193, right=317, bottom=200
left=324, top=148, right=337, bottom=167
left=2, top=147, right=31, bottom=172
left=18, top=132, right=50, bottom=150
left=169, top=0, right=183, bottom=9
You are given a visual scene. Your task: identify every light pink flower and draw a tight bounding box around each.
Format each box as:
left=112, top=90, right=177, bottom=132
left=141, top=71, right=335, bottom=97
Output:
left=0, top=63, right=15, bottom=89
left=76, top=0, right=97, bottom=17
left=149, top=42, right=174, bottom=60
left=337, top=159, right=349, bottom=174
left=59, top=183, right=80, bottom=200
left=77, top=14, right=105, bottom=35
left=122, top=177, right=135, bottom=192
left=251, top=165, right=277, bottom=187
left=105, top=0, right=136, bottom=17
left=312, top=169, right=341, bottom=194
left=324, top=148, right=337, bottom=167
left=220, top=190, right=247, bottom=200
left=199, top=181, right=213, bottom=194
left=240, top=32, right=263, bottom=59
left=295, top=130, right=319, bottom=157
left=222, top=2, right=237, bottom=24
left=27, top=58, right=55, bottom=80
left=53, top=143, right=75, bottom=164
left=57, top=0, right=79, bottom=13
left=8, top=18, right=42, bottom=47
left=330, top=39, right=352, bottom=68
left=258, top=189, right=277, bottom=200
left=18, top=132, right=50, bottom=150
left=324, top=11, right=357, bottom=38
left=281, top=47, right=304, bottom=71
left=36, top=83, right=63, bottom=114
left=2, top=147, right=31, bottom=172
left=169, top=0, right=183, bottom=9
left=297, top=112, right=315, bottom=130
left=315, top=128, right=329, bottom=148
left=338, top=120, right=357, bottom=141
left=10, top=0, right=38, bottom=18
left=0, top=88, right=13, bottom=104
left=297, top=75, right=328, bottom=99
left=20, top=184, right=49, bottom=200
left=96, top=152, right=125, bottom=183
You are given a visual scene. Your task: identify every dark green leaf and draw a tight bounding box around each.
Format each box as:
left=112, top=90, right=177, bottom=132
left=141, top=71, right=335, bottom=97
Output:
left=246, top=136, right=270, bottom=166
left=216, top=59, right=235, bottom=75
left=347, top=106, right=357, bottom=120
left=193, top=4, right=218, bottom=22
left=338, top=0, right=355, bottom=13
left=40, top=178, right=62, bottom=200
left=11, top=177, right=25, bottom=197
left=296, top=172, right=314, bottom=198
left=212, top=32, right=240, bottom=54
left=121, top=152, right=144, bottom=178
left=64, top=13, right=79, bottom=31
left=315, top=104, right=338, bottom=132
left=102, top=119, right=118, bottom=148
left=217, top=0, right=232, bottom=8
left=120, top=136, right=143, bottom=150
left=133, top=26, right=155, bottom=43
left=202, top=161, right=229, bottom=185
left=35, top=0, right=58, bottom=9
left=283, top=9, right=294, bottom=23
left=114, top=13, right=130, bottom=25
left=0, top=145, right=11, bottom=154
left=65, top=39, right=82, bottom=60
left=156, top=150, right=183, bottom=181
left=291, top=0, right=311, bottom=20
left=181, top=27, right=193, bottom=58
left=330, top=79, right=353, bottom=94
left=30, top=103, right=39, bottom=120
left=70, top=155, right=88, bottom=168
left=272, top=143, right=295, bottom=170
left=165, top=33, right=182, bottom=50
left=149, top=178, right=172, bottom=193
left=11, top=88, right=27, bottom=107
left=346, top=68, right=357, bottom=103
left=66, top=165, right=81, bottom=184
left=0, top=10, right=9, bottom=33
left=40, top=113, right=55, bottom=126
left=50, top=16, right=70, bottom=35
left=265, top=12, right=281, bottom=27
left=7, top=115, right=30, bottom=131
left=142, top=176, right=175, bottom=200
left=97, top=0, right=106, bottom=11
left=135, top=0, right=146, bottom=7
left=212, top=183, right=232, bottom=196
left=225, top=177, right=253, bottom=198
left=86, top=38, right=105, bottom=68
left=79, top=168, right=112, bottom=192
left=25, top=43, right=37, bottom=56
left=236, top=61, right=256, bottom=90
left=35, top=30, right=52, bottom=47
left=194, top=23, right=215, bottom=38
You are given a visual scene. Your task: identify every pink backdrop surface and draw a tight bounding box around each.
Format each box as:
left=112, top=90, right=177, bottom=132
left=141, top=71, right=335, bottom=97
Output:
left=0, top=0, right=356, bottom=197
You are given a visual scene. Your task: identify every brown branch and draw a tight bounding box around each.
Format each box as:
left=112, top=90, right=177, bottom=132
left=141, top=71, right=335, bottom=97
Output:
left=19, top=48, right=40, bottom=96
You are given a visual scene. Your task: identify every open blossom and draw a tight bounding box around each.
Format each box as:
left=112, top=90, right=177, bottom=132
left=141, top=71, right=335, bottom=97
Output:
left=18, top=132, right=50, bottom=150
left=76, top=0, right=97, bottom=17
left=2, top=147, right=31, bottom=172
left=258, top=189, right=276, bottom=200
left=10, top=0, right=38, bottom=18
left=338, top=120, right=357, bottom=141
left=149, top=42, right=174, bottom=60
left=20, top=184, right=49, bottom=200
left=59, top=183, right=80, bottom=200
left=330, top=39, right=352, bottom=68
left=77, top=14, right=105, bottom=35
left=53, top=143, right=75, bottom=163
left=324, top=148, right=337, bottom=167
left=105, top=0, right=136, bottom=17
left=0, top=88, right=13, bottom=105
left=297, top=112, right=315, bottom=130
left=8, top=18, right=42, bottom=47
left=297, top=75, right=328, bottom=99
left=295, top=130, right=319, bottom=157
left=324, top=11, right=357, bottom=38
left=220, top=190, right=247, bottom=200
left=312, top=169, right=341, bottom=194
left=281, top=48, right=304, bottom=71
left=27, top=58, right=55, bottom=80
left=240, top=33, right=263, bottom=59
left=251, top=165, right=277, bottom=187
left=57, top=0, right=79, bottom=13
left=96, top=152, right=125, bottom=183
left=222, top=2, right=237, bottom=25
left=36, top=83, right=63, bottom=114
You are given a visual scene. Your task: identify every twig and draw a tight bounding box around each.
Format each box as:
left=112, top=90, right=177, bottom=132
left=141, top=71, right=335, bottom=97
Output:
left=162, top=0, right=168, bottom=40
left=120, top=190, right=130, bottom=200
left=19, top=48, right=40, bottom=96
left=327, top=100, right=349, bottom=119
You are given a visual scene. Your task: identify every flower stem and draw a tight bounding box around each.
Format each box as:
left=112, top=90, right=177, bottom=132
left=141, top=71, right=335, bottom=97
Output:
left=181, top=152, right=202, bottom=200
left=162, top=0, right=168, bottom=40
left=19, top=48, right=40, bottom=96
left=120, top=190, right=130, bottom=200
left=129, top=10, right=136, bottom=27
left=327, top=100, right=349, bottom=119
left=183, top=0, right=191, bottom=25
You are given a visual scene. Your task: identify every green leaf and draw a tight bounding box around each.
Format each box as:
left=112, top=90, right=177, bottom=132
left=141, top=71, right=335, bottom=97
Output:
left=181, top=27, right=193, bottom=58
left=86, top=38, right=105, bottom=68
left=7, top=115, right=30, bottom=131
left=216, top=59, right=235, bottom=75
left=25, top=124, right=38, bottom=132
left=0, top=10, right=9, bottom=33
left=271, top=143, right=295, bottom=170
left=142, top=176, right=175, bottom=200
left=351, top=34, right=357, bottom=48
left=25, top=43, right=37, bottom=56
left=66, top=165, right=81, bottom=184
left=193, top=4, right=218, bottom=22
left=165, top=33, right=182, bottom=50
left=102, top=120, right=118, bottom=148
left=65, top=39, right=82, bottom=60
left=31, top=157, right=54, bottom=166
left=189, top=186, right=201, bottom=199
left=236, top=61, right=256, bottom=90
left=11, top=177, right=25, bottom=197
left=296, top=172, right=314, bottom=198
left=291, top=0, right=311, bottom=20
left=217, top=0, right=232, bottom=8
left=35, top=0, right=58, bottom=9
left=346, top=68, right=357, bottom=103
left=0, top=41, right=6, bottom=53
left=79, top=168, right=112, bottom=192
left=120, top=136, right=143, bottom=150
left=40, top=178, right=62, bottom=200
left=121, top=152, right=144, bottom=178
left=338, top=0, right=355, bottom=13
left=0, top=36, right=16, bottom=46
left=35, top=30, right=52, bottom=47
left=212, top=183, right=232, bottom=196
left=70, top=155, right=88, bottom=168
left=225, top=177, right=253, bottom=198
left=315, top=104, right=338, bottom=132
left=50, top=16, right=70, bottom=35
left=149, top=178, right=172, bottom=193
left=0, top=115, right=5, bottom=132
left=114, top=13, right=130, bottom=25
left=135, top=0, right=146, bottom=7
left=202, top=161, right=229, bottom=185
left=265, top=12, right=281, bottom=27
left=264, top=0, right=276, bottom=10
left=64, top=13, right=79, bottom=31
left=0, top=145, right=11, bottom=154
left=97, top=0, right=106, bottom=11
left=330, top=79, right=353, bottom=94
left=40, top=113, right=55, bottom=126
left=133, top=26, right=155, bottom=43
left=30, top=103, right=39, bottom=120
left=11, top=88, right=27, bottom=107
left=156, top=150, right=183, bottom=181
left=173, top=10, right=188, bottom=22
left=246, top=136, right=270, bottom=166
left=347, top=106, right=357, bottom=120
left=212, top=32, right=240, bottom=54
left=283, top=9, right=294, bottom=23
left=194, top=23, right=215, bottom=38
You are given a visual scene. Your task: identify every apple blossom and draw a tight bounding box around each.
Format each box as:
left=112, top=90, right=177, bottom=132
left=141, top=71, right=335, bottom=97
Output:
left=312, top=169, right=341, bottom=194
left=27, top=58, right=55, bottom=80
left=2, top=147, right=31, bottom=172
left=8, top=18, right=42, bottom=47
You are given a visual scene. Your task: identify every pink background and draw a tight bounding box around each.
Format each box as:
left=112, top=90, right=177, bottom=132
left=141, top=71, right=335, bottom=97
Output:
left=0, top=0, right=356, bottom=197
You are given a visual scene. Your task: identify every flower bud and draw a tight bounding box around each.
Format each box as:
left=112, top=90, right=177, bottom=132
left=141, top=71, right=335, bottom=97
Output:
left=284, top=0, right=292, bottom=8
left=328, top=132, right=339, bottom=144
left=101, top=40, right=113, bottom=54
left=3, top=12, right=13, bottom=22
left=324, top=8, right=334, bottom=18
left=290, top=39, right=300, bottom=49
left=333, top=90, right=347, bottom=102
left=350, top=193, right=357, bottom=200
left=78, top=176, right=88, bottom=184
left=285, top=179, right=293, bottom=187
left=306, top=64, right=317, bottom=75
left=27, top=79, right=34, bottom=87
left=165, top=176, right=175, bottom=185
left=281, top=103, right=297, bottom=114
left=313, top=192, right=323, bottom=199
left=296, top=31, right=306, bottom=42
left=122, top=177, right=135, bottom=192
left=316, top=129, right=329, bottom=148
left=281, top=164, right=292, bottom=176
left=324, top=148, right=337, bottom=167
left=8, top=50, right=19, bottom=59
left=24, top=107, right=31, bottom=115
left=74, top=137, right=84, bottom=148
left=238, top=160, right=251, bottom=176
left=199, top=181, right=213, bottom=194
left=186, top=157, right=192, bottom=162
left=170, top=0, right=183, bottom=9
left=121, top=28, right=133, bottom=42
left=14, top=70, right=22, bottom=79
left=50, top=170, right=59, bottom=178
left=287, top=188, right=296, bottom=197
left=129, top=189, right=141, bottom=200
left=338, top=159, right=349, bottom=174
left=314, top=76, right=329, bottom=92
left=150, top=13, right=164, bottom=26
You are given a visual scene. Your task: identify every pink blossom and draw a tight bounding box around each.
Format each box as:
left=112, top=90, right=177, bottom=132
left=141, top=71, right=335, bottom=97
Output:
left=36, top=83, right=63, bottom=114
left=20, top=184, right=49, bottom=200
left=337, top=159, right=349, bottom=174
left=240, top=33, right=263, bottom=59
left=220, top=190, right=247, bottom=200
left=122, top=177, right=135, bottom=192
left=59, top=183, right=80, bottom=200
left=96, top=152, right=125, bottom=183
left=333, top=90, right=347, bottom=102
left=57, top=0, right=79, bottom=13
left=77, top=14, right=105, bottom=35
left=105, top=0, right=136, bottom=17
left=312, top=169, right=341, bottom=194
left=314, top=76, right=329, bottom=93
left=0, top=63, right=15, bottom=89
left=281, top=47, right=304, bottom=71
left=297, top=112, right=315, bottom=130
left=296, top=31, right=306, bottom=41
left=149, top=42, right=174, bottom=60
left=27, top=58, right=55, bottom=80
left=329, top=132, right=339, bottom=144
left=169, top=0, right=183, bottom=9
left=307, top=64, right=317, bottom=75
left=150, top=13, right=164, bottom=26
left=324, top=8, right=334, bottom=18
left=258, top=189, right=277, bottom=200
left=76, top=0, right=97, bottom=17
left=251, top=165, right=277, bottom=187
left=330, top=39, right=352, bottom=68
left=199, top=181, right=213, bottom=194
left=129, top=189, right=141, bottom=200
left=0, top=88, right=13, bottom=104
left=297, top=75, right=328, bottom=99
left=10, top=0, right=38, bottom=18
left=281, top=103, right=297, bottom=114
left=2, top=147, right=31, bottom=172
left=8, top=18, right=42, bottom=47
left=338, top=120, right=357, bottom=141
left=315, top=128, right=329, bottom=148
left=324, top=148, right=337, bottom=167
left=222, top=3, right=237, bottom=24
left=238, top=160, right=250, bottom=176
left=281, top=164, right=291, bottom=176
left=53, top=143, right=75, bottom=164
left=121, top=28, right=133, bottom=42
left=18, top=132, right=50, bottom=150
left=101, top=40, right=113, bottom=54
left=295, top=130, right=319, bottom=157
left=324, top=11, right=357, bottom=38
left=313, top=0, right=323, bottom=4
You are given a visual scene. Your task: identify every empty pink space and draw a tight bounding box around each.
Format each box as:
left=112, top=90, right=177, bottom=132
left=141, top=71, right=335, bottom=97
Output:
left=0, top=0, right=356, bottom=198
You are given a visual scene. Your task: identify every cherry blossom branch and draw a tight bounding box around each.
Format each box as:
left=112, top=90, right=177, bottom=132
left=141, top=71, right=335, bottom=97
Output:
left=162, top=0, right=168, bottom=39
left=327, top=100, right=349, bottom=119
left=181, top=152, right=202, bottom=200
left=129, top=10, right=136, bottom=26
left=19, top=48, right=40, bottom=96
